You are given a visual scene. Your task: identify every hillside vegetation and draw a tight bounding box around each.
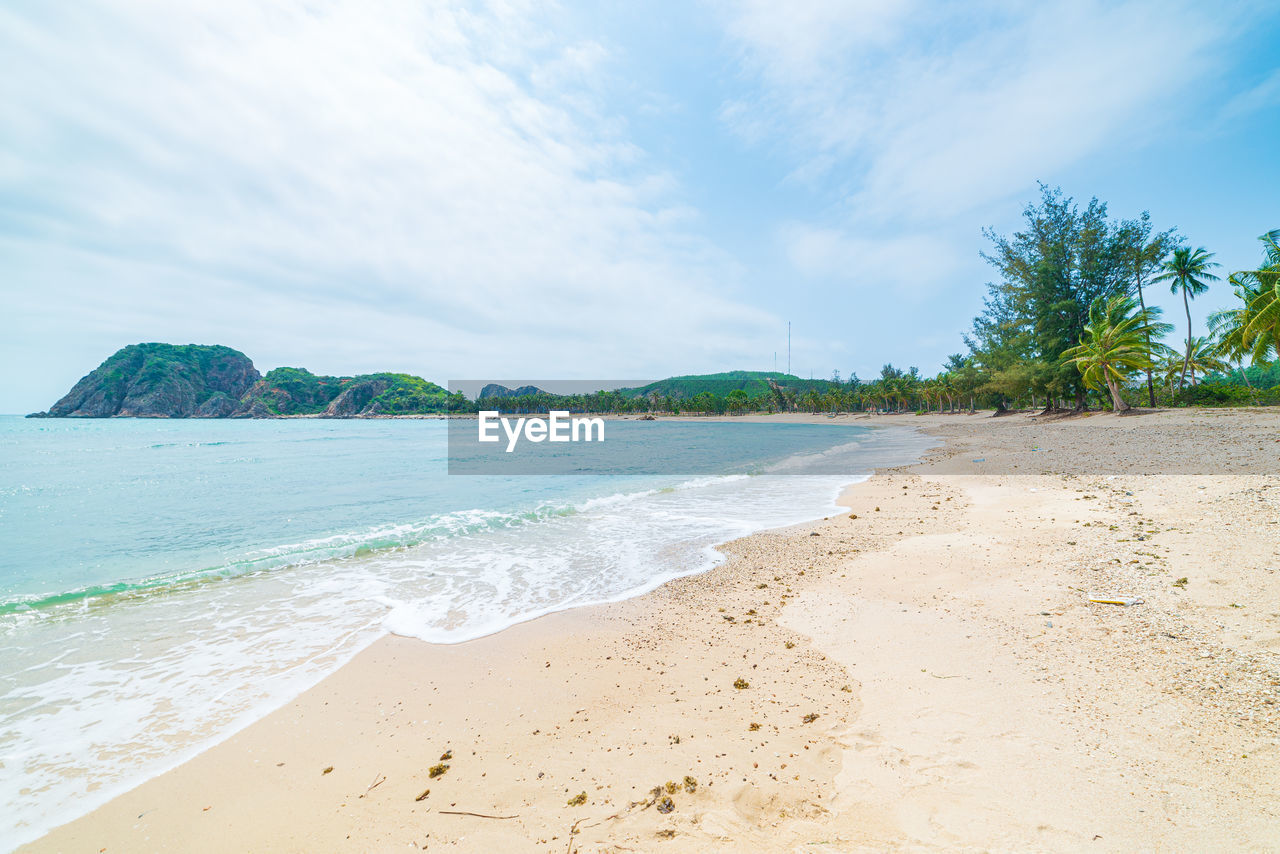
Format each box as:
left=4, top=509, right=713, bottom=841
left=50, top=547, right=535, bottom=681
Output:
left=234, top=369, right=453, bottom=416
left=44, top=343, right=260, bottom=417
left=619, top=371, right=835, bottom=399
left=35, top=346, right=455, bottom=418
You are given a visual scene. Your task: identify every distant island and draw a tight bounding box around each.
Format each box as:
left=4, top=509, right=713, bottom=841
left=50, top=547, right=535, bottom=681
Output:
left=30, top=343, right=456, bottom=418
left=478, top=383, right=548, bottom=400
left=28, top=344, right=842, bottom=418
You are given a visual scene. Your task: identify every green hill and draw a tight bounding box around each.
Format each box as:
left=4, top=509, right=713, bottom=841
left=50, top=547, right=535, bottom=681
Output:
left=36, top=349, right=846, bottom=418
left=44, top=343, right=260, bottom=417
left=620, top=371, right=836, bottom=400
left=234, top=369, right=452, bottom=416
left=34, top=345, right=454, bottom=418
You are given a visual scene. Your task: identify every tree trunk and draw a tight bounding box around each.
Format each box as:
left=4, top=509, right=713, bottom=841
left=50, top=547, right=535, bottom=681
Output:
left=1135, top=266, right=1156, bottom=407
left=1179, top=287, right=1192, bottom=393
left=1105, top=375, right=1131, bottom=412
left=1073, top=388, right=1087, bottom=412
left=1238, top=361, right=1259, bottom=403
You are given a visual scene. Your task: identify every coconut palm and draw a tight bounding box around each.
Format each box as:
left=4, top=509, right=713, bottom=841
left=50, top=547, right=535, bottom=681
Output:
left=725, top=388, right=749, bottom=414
left=891, top=374, right=916, bottom=411
left=1209, top=290, right=1256, bottom=391
left=1061, top=295, right=1173, bottom=412
left=871, top=378, right=893, bottom=412
left=799, top=388, right=821, bottom=413
left=920, top=380, right=940, bottom=412
left=860, top=388, right=878, bottom=413
left=935, top=372, right=957, bottom=412
left=1155, top=354, right=1182, bottom=396
left=1152, top=246, right=1220, bottom=392
left=1180, top=337, right=1229, bottom=387
left=1232, top=229, right=1280, bottom=363
left=1208, top=231, right=1279, bottom=395
left=822, top=388, right=846, bottom=414
left=1242, top=285, right=1280, bottom=364
left=1117, top=213, right=1179, bottom=406
left=1208, top=276, right=1274, bottom=391
left=892, top=375, right=914, bottom=411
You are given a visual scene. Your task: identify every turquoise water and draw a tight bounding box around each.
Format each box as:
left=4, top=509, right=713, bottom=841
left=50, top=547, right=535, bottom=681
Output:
left=0, top=416, right=933, bottom=848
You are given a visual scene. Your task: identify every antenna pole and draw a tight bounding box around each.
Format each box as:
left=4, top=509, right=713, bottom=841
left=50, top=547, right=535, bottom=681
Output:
left=787, top=322, right=791, bottom=376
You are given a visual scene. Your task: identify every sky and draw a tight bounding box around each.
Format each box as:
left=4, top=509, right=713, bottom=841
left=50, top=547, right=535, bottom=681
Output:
left=2, top=0, right=1278, bottom=412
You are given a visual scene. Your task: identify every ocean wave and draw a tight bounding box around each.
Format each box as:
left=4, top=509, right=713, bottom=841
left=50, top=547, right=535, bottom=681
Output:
left=0, top=474, right=754, bottom=619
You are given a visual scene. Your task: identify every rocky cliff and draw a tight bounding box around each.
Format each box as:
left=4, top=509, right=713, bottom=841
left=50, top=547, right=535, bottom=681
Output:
left=44, top=344, right=260, bottom=418
left=232, top=369, right=451, bottom=416
left=478, top=383, right=547, bottom=398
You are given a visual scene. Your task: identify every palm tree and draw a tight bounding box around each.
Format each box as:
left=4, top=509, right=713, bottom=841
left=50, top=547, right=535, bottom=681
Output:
left=945, top=355, right=982, bottom=411
left=1209, top=278, right=1268, bottom=392
left=1180, top=337, right=1229, bottom=387
left=1235, top=229, right=1280, bottom=363
left=1152, top=246, right=1220, bottom=392
left=1061, top=295, right=1173, bottom=412
left=1242, top=285, right=1280, bottom=364
left=1118, top=213, right=1179, bottom=406
left=821, top=388, right=845, bottom=414
left=889, top=375, right=911, bottom=412
left=1156, top=354, right=1182, bottom=396
left=920, top=380, right=939, bottom=412
left=871, top=379, right=892, bottom=412
left=859, top=388, right=877, bottom=413
left=1208, top=230, right=1280, bottom=395
left=934, top=372, right=957, bottom=412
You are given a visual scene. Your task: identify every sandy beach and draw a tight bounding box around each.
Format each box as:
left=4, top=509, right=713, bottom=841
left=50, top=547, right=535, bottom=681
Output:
left=25, top=408, right=1280, bottom=852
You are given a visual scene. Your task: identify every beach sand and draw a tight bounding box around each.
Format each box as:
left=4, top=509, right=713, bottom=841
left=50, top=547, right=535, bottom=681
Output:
left=25, top=408, right=1280, bottom=852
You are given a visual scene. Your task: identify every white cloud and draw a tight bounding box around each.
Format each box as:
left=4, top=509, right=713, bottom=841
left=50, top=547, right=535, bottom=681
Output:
left=704, top=0, right=1274, bottom=379
left=717, top=0, right=1242, bottom=301
left=722, top=0, right=916, bottom=82
left=722, top=0, right=1232, bottom=221
left=1219, top=67, right=1280, bottom=121
left=0, top=0, right=779, bottom=409
left=781, top=224, right=963, bottom=299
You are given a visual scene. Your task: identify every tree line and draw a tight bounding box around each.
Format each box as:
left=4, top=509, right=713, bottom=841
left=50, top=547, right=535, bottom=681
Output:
left=960, top=185, right=1277, bottom=412
left=459, top=186, right=1277, bottom=416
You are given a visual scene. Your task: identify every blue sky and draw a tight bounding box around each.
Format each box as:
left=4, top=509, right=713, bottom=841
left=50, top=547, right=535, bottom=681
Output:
left=2, top=0, right=1278, bottom=411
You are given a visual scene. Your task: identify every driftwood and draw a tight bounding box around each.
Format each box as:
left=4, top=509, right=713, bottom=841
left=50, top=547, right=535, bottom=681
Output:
left=567, top=804, right=637, bottom=853
left=567, top=817, right=585, bottom=854
left=438, top=809, right=519, bottom=820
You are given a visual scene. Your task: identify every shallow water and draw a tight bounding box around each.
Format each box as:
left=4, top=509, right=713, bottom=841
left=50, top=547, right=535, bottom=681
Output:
left=0, top=416, right=934, bottom=848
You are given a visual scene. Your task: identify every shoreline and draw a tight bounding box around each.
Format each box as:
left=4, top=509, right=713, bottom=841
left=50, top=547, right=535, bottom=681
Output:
left=6, top=418, right=905, bottom=850
left=18, top=478, right=886, bottom=853
left=23, top=409, right=1280, bottom=851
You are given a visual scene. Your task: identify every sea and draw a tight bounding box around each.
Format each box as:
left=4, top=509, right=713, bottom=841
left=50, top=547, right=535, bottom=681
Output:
left=0, top=415, right=934, bottom=847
